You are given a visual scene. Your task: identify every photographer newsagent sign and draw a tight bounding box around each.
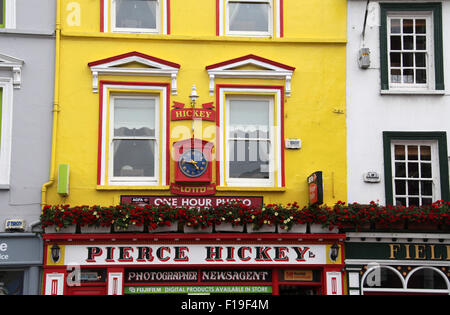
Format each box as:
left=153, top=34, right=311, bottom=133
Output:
left=124, top=269, right=273, bottom=294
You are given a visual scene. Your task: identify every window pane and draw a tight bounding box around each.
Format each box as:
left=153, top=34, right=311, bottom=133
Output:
left=408, top=163, right=419, bottom=178
left=116, top=0, right=157, bottom=29
left=113, top=139, right=155, bottom=177
left=408, top=180, right=419, bottom=195
left=395, top=162, right=406, bottom=177
left=407, top=145, right=418, bottom=160
left=114, top=98, right=155, bottom=137
left=416, top=69, right=426, bottom=84
left=229, top=2, right=269, bottom=32
left=402, top=53, right=413, bottom=67
left=421, top=180, right=433, bottom=196
left=403, top=19, right=413, bottom=33
left=403, top=69, right=414, bottom=83
left=390, top=36, right=401, bottom=50
left=390, top=53, right=401, bottom=67
left=420, top=163, right=432, bottom=178
left=415, top=53, right=426, bottom=67
left=394, top=145, right=405, bottom=160
left=407, top=269, right=447, bottom=289
left=229, top=99, right=270, bottom=138
left=229, top=140, right=270, bottom=179
left=408, top=197, right=420, bottom=206
left=396, top=198, right=406, bottom=206
left=403, top=36, right=413, bottom=50
left=422, top=198, right=432, bottom=205
left=391, top=69, right=401, bottom=83
left=390, top=19, right=401, bottom=33
left=0, top=271, right=24, bottom=295
left=416, top=36, right=426, bottom=50
left=363, top=268, right=403, bottom=289
left=420, top=146, right=431, bottom=160
left=415, top=19, right=426, bottom=34
left=0, top=0, right=4, bottom=26
left=395, top=180, right=406, bottom=195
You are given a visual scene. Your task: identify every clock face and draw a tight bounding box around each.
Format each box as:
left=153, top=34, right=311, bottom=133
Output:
left=178, top=149, right=209, bottom=178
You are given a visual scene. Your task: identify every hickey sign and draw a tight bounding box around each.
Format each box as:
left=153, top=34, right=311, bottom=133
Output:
left=60, top=244, right=335, bottom=266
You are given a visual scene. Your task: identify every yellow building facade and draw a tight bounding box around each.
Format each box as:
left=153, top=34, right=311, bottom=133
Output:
left=42, top=0, right=349, bottom=297
left=44, top=0, right=347, bottom=208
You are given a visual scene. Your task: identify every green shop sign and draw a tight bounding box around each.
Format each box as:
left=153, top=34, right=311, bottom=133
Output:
left=124, top=285, right=272, bottom=295
left=346, top=242, right=450, bottom=261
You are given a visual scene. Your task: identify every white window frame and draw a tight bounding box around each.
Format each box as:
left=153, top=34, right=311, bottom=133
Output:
left=387, top=12, right=434, bottom=91
left=108, top=94, right=160, bottom=185
left=226, top=95, right=275, bottom=187
left=0, top=77, right=13, bottom=187
left=225, top=0, right=273, bottom=37
left=110, top=0, right=161, bottom=34
left=98, top=82, right=168, bottom=187
left=390, top=140, right=441, bottom=206
left=217, top=86, right=283, bottom=188
left=1, top=0, right=16, bottom=29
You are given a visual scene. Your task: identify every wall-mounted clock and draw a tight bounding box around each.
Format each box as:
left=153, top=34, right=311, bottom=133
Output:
left=174, top=138, right=213, bottom=183
left=179, top=149, right=209, bottom=178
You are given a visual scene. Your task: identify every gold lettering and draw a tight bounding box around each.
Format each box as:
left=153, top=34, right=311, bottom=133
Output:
left=205, top=111, right=212, bottom=118
left=414, top=245, right=426, bottom=260
left=430, top=245, right=442, bottom=260
left=389, top=244, right=400, bottom=259
left=404, top=244, right=411, bottom=259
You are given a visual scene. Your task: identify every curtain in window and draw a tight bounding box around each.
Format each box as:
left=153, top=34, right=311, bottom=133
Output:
left=228, top=99, right=271, bottom=179
left=116, top=0, right=157, bottom=29
left=112, top=98, right=156, bottom=177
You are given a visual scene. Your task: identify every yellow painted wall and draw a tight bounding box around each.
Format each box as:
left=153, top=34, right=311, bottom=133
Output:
left=47, top=0, right=347, bottom=208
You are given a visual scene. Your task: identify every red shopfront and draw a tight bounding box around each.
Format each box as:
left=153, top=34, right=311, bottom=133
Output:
left=42, top=233, right=345, bottom=295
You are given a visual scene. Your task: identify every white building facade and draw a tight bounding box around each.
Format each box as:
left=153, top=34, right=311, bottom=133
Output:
left=345, top=0, right=450, bottom=296
left=347, top=0, right=450, bottom=206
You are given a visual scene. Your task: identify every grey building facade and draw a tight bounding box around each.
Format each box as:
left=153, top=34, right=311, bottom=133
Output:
left=0, top=0, right=55, bottom=295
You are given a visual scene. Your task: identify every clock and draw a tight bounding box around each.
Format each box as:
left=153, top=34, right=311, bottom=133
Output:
left=178, top=149, right=208, bottom=178
left=174, top=138, right=213, bottom=183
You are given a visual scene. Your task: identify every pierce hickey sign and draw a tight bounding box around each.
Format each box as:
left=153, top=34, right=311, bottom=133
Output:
left=61, top=244, right=334, bottom=266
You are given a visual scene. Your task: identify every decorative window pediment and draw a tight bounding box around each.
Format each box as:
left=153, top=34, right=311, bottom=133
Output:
left=88, top=51, right=180, bottom=94
left=206, top=54, right=295, bottom=96
left=0, top=53, right=24, bottom=89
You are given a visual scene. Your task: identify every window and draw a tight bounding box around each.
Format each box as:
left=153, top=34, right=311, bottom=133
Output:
left=89, top=52, right=177, bottom=187
left=216, top=85, right=285, bottom=188
left=217, top=0, right=283, bottom=37
left=0, top=0, right=5, bottom=28
left=227, top=0, right=271, bottom=36
left=96, top=81, right=170, bottom=187
left=109, top=95, right=159, bottom=183
left=111, top=0, right=159, bottom=33
left=104, top=0, right=170, bottom=34
left=380, top=3, right=444, bottom=92
left=383, top=132, right=449, bottom=206
left=226, top=96, right=274, bottom=186
left=0, top=78, right=12, bottom=187
left=391, top=141, right=439, bottom=206
left=0, top=270, right=24, bottom=295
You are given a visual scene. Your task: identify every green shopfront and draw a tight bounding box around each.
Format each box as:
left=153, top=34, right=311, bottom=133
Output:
left=345, top=232, right=450, bottom=295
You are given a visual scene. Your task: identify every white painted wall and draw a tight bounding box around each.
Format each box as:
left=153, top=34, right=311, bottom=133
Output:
left=346, top=0, right=450, bottom=205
